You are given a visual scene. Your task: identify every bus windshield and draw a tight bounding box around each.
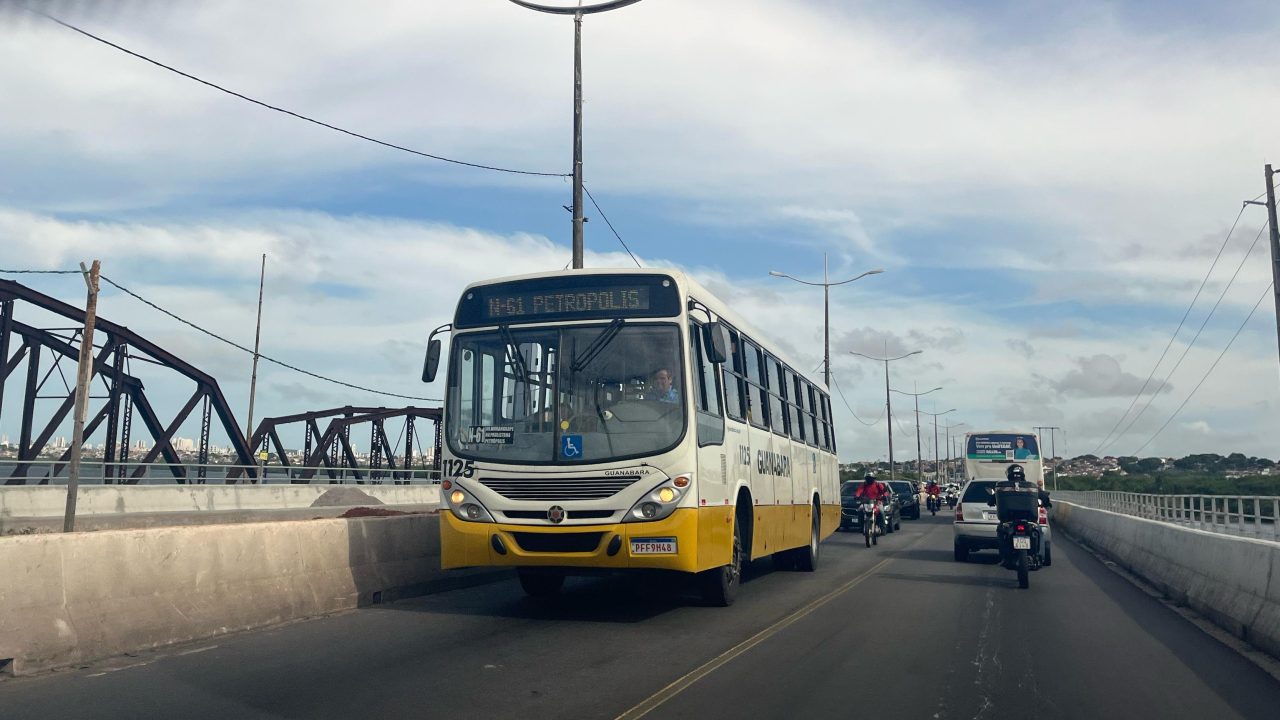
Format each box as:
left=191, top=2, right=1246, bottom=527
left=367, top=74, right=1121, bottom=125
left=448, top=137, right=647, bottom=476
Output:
left=446, top=323, right=686, bottom=463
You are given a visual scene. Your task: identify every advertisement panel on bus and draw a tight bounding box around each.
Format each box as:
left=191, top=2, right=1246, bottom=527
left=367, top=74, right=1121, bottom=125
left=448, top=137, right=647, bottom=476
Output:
left=964, top=431, right=1044, bottom=483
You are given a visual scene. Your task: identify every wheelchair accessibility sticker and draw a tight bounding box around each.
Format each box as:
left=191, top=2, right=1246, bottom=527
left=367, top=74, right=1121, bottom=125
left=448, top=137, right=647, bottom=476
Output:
left=561, top=434, right=583, bottom=459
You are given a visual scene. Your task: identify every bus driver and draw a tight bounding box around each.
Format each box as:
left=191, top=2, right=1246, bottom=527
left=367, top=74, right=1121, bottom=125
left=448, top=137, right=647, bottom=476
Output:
left=651, top=368, right=680, bottom=404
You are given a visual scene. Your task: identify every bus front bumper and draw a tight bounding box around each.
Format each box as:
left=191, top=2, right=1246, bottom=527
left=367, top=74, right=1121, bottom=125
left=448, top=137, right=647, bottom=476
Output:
left=439, top=506, right=733, bottom=574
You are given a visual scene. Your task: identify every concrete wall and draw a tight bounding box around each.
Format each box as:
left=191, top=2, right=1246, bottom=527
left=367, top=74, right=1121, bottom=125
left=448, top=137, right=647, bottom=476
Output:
left=1054, top=501, right=1280, bottom=659
left=0, top=513, right=500, bottom=676
left=0, top=485, right=441, bottom=518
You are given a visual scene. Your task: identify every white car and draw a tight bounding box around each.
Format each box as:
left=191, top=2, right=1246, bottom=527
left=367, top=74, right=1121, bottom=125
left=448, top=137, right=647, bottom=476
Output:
left=952, top=478, right=1052, bottom=564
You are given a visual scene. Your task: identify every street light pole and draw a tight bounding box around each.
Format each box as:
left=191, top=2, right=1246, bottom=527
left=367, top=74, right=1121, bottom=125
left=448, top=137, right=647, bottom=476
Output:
left=508, top=0, right=643, bottom=269
left=918, top=408, right=957, bottom=482
left=850, top=348, right=922, bottom=483
left=771, top=262, right=883, bottom=388
left=890, top=384, right=942, bottom=483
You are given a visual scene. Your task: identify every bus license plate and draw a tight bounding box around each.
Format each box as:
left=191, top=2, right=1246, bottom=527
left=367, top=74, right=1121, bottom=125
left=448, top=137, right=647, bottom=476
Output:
left=1013, top=536, right=1031, bottom=550
left=631, top=538, right=677, bottom=555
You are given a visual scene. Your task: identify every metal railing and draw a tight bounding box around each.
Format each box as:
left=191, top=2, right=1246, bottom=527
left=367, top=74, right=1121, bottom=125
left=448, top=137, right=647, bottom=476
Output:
left=0, top=460, right=442, bottom=486
left=1056, top=490, right=1280, bottom=541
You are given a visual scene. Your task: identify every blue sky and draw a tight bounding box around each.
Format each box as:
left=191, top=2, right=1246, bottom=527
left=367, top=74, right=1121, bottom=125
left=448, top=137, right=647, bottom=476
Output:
left=1, top=0, right=1279, bottom=460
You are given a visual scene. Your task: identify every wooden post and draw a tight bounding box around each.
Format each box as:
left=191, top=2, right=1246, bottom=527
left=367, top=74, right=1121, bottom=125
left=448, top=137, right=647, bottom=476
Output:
left=64, top=260, right=100, bottom=532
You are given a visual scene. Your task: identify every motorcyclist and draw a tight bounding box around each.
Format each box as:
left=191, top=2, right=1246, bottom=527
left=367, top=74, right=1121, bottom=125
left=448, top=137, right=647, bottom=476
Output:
left=854, top=473, right=891, bottom=532
left=925, top=480, right=942, bottom=511
left=995, top=464, right=1048, bottom=565
left=854, top=472, right=891, bottom=501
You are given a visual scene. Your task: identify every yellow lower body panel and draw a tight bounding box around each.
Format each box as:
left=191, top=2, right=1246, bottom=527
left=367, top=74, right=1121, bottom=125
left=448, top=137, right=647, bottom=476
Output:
left=440, top=506, right=735, bottom=574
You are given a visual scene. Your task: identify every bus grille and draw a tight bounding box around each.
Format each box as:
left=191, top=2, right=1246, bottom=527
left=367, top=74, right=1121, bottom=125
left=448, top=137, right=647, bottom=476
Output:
left=479, top=476, right=641, bottom=501
left=511, top=532, right=605, bottom=553
left=502, top=509, right=617, bottom=521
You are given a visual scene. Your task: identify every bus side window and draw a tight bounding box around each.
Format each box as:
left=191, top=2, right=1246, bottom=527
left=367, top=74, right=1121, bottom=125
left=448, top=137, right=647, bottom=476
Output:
left=791, top=372, right=807, bottom=443
left=764, top=355, right=787, bottom=437
left=743, top=339, right=769, bottom=430
left=821, top=394, right=836, bottom=453
left=785, top=369, right=804, bottom=443
left=721, top=328, right=745, bottom=421
left=691, top=322, right=725, bottom=446
left=806, top=384, right=820, bottom=447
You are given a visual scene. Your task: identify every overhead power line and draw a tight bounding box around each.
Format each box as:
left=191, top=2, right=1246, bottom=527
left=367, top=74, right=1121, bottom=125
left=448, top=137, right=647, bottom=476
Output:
left=1091, top=204, right=1250, bottom=454
left=34, top=10, right=568, bottom=178
left=1100, top=219, right=1269, bottom=454
left=1132, top=282, right=1274, bottom=456
left=829, top=371, right=887, bottom=427
left=98, top=275, right=441, bottom=402
left=583, top=184, right=642, bottom=268
left=3, top=268, right=438, bottom=401
left=36, top=10, right=645, bottom=265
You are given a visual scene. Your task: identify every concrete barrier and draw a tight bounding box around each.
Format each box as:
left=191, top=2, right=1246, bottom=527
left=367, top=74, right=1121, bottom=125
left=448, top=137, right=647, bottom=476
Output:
left=0, top=485, right=441, bottom=518
left=0, top=512, right=503, bottom=676
left=1054, top=501, right=1280, bottom=660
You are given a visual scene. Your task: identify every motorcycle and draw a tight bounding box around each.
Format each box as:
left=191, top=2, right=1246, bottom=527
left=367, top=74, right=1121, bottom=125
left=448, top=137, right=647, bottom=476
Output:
left=926, top=494, right=941, bottom=515
left=859, top=499, right=886, bottom=548
left=992, top=487, right=1043, bottom=589
left=945, top=492, right=958, bottom=509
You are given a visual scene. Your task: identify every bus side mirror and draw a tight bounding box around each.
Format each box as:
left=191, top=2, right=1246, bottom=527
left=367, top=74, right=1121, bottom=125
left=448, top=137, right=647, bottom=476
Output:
left=422, top=339, right=442, bottom=383
left=421, top=323, right=452, bottom=383
left=704, top=322, right=730, bottom=364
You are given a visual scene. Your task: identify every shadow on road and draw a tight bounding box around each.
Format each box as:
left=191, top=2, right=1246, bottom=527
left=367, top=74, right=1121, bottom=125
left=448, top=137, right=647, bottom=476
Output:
left=369, top=556, right=790, bottom=624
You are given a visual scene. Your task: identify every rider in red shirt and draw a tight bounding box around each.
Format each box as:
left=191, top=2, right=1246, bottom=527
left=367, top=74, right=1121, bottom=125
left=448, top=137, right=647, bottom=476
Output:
left=854, top=473, right=890, bottom=501
left=926, top=481, right=942, bottom=498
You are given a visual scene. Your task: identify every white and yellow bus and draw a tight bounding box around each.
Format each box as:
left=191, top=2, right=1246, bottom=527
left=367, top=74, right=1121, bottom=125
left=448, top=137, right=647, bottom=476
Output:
left=422, top=269, right=840, bottom=605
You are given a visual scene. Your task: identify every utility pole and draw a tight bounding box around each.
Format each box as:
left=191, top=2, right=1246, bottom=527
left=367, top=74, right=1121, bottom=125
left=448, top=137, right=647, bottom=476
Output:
left=913, top=389, right=922, bottom=482
left=508, top=0, right=643, bottom=269
left=1034, top=425, right=1061, bottom=490
left=933, top=414, right=940, bottom=482
left=64, top=260, right=100, bottom=533
left=1245, top=164, right=1280, bottom=379
left=1265, top=165, right=1280, bottom=376
left=245, top=255, right=266, bottom=462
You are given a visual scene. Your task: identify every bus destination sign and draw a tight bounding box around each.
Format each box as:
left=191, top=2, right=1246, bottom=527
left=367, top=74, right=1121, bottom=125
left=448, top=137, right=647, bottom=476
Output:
left=485, top=287, right=650, bottom=320
left=454, top=274, right=681, bottom=328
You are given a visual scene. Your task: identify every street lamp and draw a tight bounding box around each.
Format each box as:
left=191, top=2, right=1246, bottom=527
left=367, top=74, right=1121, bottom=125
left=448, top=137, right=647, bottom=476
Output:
left=770, top=257, right=883, bottom=387
left=919, top=408, right=957, bottom=482
left=945, top=421, right=968, bottom=483
left=850, top=348, right=922, bottom=482
left=508, top=0, right=644, bottom=269
left=890, top=384, right=942, bottom=483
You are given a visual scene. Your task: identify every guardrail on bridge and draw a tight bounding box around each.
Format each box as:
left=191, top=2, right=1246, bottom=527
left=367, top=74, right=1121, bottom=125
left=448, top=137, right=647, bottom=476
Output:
left=1056, top=490, right=1279, bottom=542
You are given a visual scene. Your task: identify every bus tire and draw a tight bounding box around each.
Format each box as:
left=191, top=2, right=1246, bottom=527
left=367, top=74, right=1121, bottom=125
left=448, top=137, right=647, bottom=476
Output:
left=517, top=568, right=564, bottom=597
left=699, top=513, right=743, bottom=606
left=793, top=501, right=820, bottom=572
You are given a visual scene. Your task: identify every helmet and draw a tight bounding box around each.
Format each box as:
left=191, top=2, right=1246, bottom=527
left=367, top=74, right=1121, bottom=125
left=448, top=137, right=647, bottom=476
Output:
left=863, top=472, right=877, bottom=483
left=1005, top=464, right=1026, bottom=482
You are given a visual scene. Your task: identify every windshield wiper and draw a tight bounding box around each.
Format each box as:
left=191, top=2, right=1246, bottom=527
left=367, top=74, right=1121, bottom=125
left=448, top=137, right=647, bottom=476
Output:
left=572, top=318, right=625, bottom=372
left=499, top=323, right=532, bottom=386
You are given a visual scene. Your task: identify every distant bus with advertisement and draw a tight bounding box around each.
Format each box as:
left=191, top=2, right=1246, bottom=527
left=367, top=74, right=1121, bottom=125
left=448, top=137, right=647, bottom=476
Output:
left=963, top=430, right=1045, bottom=486
left=420, top=269, right=840, bottom=605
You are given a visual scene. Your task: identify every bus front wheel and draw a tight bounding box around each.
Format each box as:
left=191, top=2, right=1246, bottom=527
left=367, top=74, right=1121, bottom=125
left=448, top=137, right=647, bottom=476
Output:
left=699, top=516, right=743, bottom=606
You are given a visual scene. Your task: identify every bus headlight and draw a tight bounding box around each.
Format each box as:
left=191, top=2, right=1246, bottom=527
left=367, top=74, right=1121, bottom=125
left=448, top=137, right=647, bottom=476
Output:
left=445, top=484, right=494, bottom=523
left=624, top=476, right=689, bottom=523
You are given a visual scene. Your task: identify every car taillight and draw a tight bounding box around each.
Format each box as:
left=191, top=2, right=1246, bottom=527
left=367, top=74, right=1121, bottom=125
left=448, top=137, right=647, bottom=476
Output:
left=1038, top=506, right=1048, bottom=525
left=954, top=503, right=963, bottom=522
left=1015, top=522, right=1027, bottom=533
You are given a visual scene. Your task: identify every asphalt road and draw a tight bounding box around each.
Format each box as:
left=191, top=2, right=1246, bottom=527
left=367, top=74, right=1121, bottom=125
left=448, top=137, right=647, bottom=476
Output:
left=3, top=515, right=1279, bottom=719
